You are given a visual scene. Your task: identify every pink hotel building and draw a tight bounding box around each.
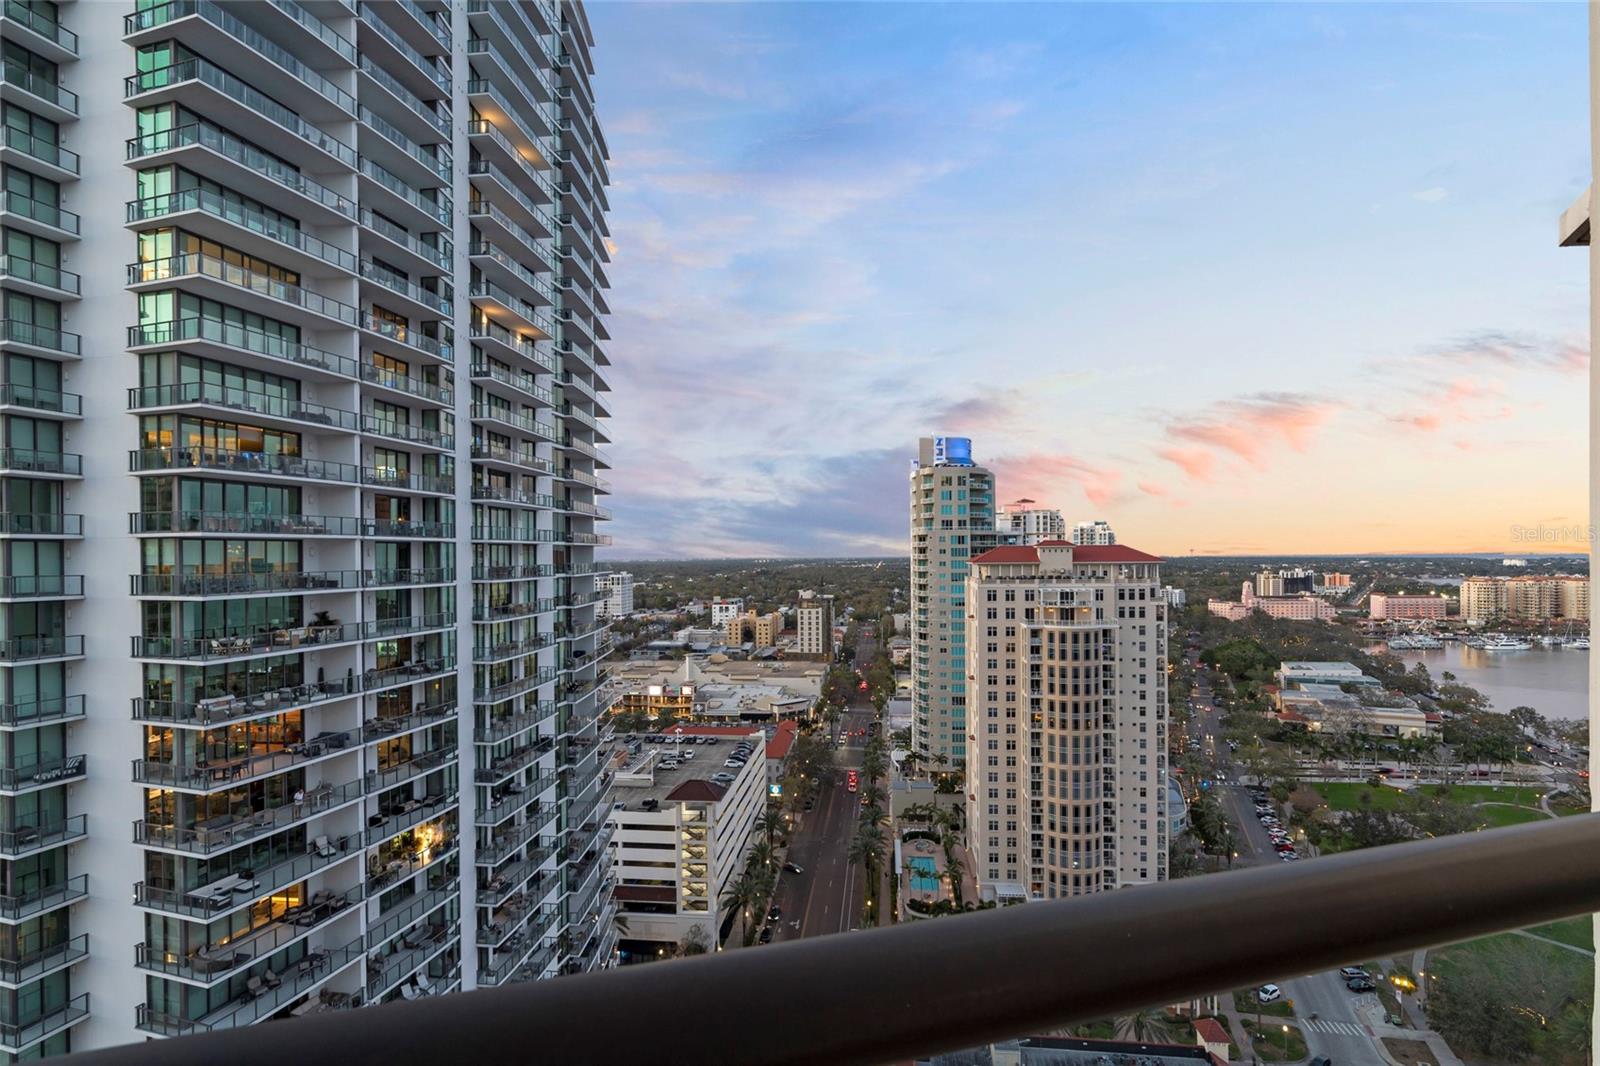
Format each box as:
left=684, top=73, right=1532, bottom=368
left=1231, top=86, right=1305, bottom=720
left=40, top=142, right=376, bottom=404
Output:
left=1208, top=581, right=1337, bottom=622
left=1369, top=593, right=1451, bottom=621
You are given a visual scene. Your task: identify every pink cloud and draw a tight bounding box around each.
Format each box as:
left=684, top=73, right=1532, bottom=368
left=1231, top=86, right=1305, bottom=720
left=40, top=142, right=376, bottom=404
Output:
left=1158, top=446, right=1216, bottom=482
left=1165, top=393, right=1337, bottom=470
left=1386, top=377, right=1510, bottom=434
left=989, top=453, right=1126, bottom=510
left=1431, top=331, right=1589, bottom=374
left=1137, top=480, right=1168, bottom=497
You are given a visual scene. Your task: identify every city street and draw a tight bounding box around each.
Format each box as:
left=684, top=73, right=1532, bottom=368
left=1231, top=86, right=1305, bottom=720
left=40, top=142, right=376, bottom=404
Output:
left=770, top=629, right=881, bottom=943
left=771, top=703, right=871, bottom=941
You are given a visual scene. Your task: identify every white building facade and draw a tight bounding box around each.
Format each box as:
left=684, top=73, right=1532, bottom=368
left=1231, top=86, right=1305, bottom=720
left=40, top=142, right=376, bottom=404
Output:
left=997, top=499, right=1064, bottom=545
left=794, top=591, right=833, bottom=658
left=964, top=543, right=1168, bottom=903
left=1068, top=520, right=1116, bottom=546
left=598, top=571, right=633, bottom=618
left=0, top=0, right=616, bottom=1054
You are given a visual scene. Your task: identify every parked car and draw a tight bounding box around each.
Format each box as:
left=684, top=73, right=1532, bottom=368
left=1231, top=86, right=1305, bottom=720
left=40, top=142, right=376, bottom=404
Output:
left=1347, top=977, right=1376, bottom=993
left=1257, top=984, right=1282, bottom=1003
left=758, top=927, right=774, bottom=944
left=766, top=904, right=781, bottom=921
left=783, top=862, right=803, bottom=874
left=1339, top=966, right=1368, bottom=979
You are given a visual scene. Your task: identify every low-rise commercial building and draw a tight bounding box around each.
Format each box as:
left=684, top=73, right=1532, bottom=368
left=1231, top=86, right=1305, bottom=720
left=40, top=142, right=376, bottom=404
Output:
left=1274, top=662, right=1437, bottom=738
left=1369, top=593, right=1450, bottom=620
left=608, top=727, right=768, bottom=950
left=611, top=657, right=823, bottom=723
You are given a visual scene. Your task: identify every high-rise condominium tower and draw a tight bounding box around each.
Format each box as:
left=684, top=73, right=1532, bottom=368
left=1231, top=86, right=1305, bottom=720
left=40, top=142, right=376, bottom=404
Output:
left=909, top=437, right=998, bottom=765
left=0, top=1, right=614, bottom=1054
left=996, top=499, right=1064, bottom=545
left=1068, top=520, right=1116, bottom=546
left=794, top=591, right=833, bottom=659
left=965, top=542, right=1168, bottom=902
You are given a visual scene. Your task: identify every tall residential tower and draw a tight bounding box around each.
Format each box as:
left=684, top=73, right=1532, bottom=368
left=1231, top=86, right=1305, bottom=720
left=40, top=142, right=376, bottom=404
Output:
left=964, top=542, right=1168, bottom=902
left=909, top=436, right=996, bottom=766
left=0, top=0, right=615, bottom=1055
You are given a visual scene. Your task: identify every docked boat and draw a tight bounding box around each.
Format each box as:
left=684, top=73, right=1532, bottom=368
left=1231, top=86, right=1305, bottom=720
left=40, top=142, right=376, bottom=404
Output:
left=1479, top=635, right=1532, bottom=651
left=1568, top=637, right=1591, bottom=651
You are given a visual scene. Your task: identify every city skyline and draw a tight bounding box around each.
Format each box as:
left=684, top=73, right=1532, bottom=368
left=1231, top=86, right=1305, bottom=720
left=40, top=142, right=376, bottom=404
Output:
left=592, top=2, right=1590, bottom=559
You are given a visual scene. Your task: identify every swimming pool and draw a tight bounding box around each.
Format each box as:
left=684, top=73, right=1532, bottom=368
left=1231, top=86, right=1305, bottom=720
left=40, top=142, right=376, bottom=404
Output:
left=907, top=855, right=940, bottom=893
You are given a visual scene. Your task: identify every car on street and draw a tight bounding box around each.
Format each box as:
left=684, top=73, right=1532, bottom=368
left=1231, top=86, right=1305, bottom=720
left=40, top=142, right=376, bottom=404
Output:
left=767, top=904, right=781, bottom=921
left=783, top=862, right=803, bottom=874
left=1346, top=977, right=1376, bottom=993
left=1339, top=966, right=1368, bottom=979
left=758, top=927, right=773, bottom=944
left=1257, top=984, right=1282, bottom=1003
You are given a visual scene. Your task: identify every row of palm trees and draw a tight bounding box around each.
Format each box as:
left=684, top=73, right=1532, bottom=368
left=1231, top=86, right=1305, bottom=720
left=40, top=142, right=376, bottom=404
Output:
left=719, top=802, right=786, bottom=947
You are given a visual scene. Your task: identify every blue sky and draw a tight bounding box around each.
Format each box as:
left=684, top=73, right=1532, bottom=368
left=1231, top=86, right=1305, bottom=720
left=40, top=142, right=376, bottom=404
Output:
left=587, top=2, right=1590, bottom=558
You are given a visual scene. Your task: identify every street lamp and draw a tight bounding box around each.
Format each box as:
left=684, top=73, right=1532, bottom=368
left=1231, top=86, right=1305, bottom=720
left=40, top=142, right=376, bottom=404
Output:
left=1280, top=1024, right=1288, bottom=1058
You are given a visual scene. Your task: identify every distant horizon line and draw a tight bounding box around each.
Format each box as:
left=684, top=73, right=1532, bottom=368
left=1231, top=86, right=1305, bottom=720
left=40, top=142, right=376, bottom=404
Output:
left=600, top=550, right=1592, bottom=563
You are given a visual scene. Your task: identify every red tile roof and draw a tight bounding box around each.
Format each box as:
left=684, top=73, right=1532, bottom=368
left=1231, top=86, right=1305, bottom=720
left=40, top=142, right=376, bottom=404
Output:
left=970, top=543, right=1164, bottom=565
left=665, top=779, right=728, bottom=802
left=1192, top=1018, right=1229, bottom=1046
left=766, top=720, right=798, bottom=760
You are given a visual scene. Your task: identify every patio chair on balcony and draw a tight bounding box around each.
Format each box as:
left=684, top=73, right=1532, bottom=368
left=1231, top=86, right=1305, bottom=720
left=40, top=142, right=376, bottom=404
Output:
left=311, top=835, right=339, bottom=858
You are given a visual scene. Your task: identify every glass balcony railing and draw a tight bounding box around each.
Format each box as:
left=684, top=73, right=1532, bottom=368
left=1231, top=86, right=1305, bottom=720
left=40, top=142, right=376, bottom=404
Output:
left=0, top=319, right=80, bottom=356
left=0, top=449, right=79, bottom=476
left=1, top=190, right=78, bottom=234
left=0, top=255, right=79, bottom=295
left=0, top=384, right=79, bottom=416
left=125, top=58, right=357, bottom=168
left=1, top=0, right=78, bottom=52
left=127, top=383, right=357, bottom=431
left=1, top=126, right=76, bottom=174
left=128, top=187, right=357, bottom=273
left=126, top=122, right=355, bottom=218
left=129, top=253, right=360, bottom=326
left=129, top=446, right=359, bottom=485
left=0, top=62, right=75, bottom=113
left=124, top=0, right=355, bottom=115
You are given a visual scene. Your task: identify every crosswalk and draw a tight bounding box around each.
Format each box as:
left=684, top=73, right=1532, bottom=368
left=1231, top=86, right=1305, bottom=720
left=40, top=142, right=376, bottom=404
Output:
left=1303, top=1018, right=1368, bottom=1037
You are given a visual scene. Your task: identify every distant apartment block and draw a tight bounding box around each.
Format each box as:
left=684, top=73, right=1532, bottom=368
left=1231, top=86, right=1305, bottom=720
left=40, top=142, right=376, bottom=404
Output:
left=794, top=591, right=834, bottom=658
left=709, top=597, right=745, bottom=626
left=1369, top=593, right=1450, bottom=621
left=1254, top=568, right=1314, bottom=597
left=1161, top=587, right=1187, bottom=608
left=724, top=609, right=783, bottom=648
left=964, top=542, right=1169, bottom=902
left=1068, top=519, right=1116, bottom=546
left=1321, top=572, right=1353, bottom=589
left=1208, top=581, right=1337, bottom=622
left=910, top=436, right=1000, bottom=764
left=599, top=571, right=635, bottom=618
left=998, top=499, right=1065, bottom=544
left=1460, top=575, right=1590, bottom=623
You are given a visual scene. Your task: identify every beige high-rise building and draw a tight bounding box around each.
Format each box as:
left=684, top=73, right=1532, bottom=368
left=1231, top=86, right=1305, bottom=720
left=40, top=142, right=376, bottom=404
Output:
left=795, top=592, right=834, bottom=659
left=964, top=542, right=1168, bottom=903
left=1460, top=575, right=1589, bottom=622
left=725, top=610, right=782, bottom=648
left=997, top=499, right=1065, bottom=544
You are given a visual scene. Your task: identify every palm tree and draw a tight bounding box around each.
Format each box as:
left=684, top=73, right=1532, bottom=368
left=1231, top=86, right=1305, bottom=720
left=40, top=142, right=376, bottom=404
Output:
left=848, top=822, right=888, bottom=921
left=747, top=839, right=774, bottom=877
left=942, top=847, right=965, bottom=907
left=1113, top=1007, right=1181, bottom=1044
left=720, top=870, right=754, bottom=947
left=753, top=807, right=781, bottom=848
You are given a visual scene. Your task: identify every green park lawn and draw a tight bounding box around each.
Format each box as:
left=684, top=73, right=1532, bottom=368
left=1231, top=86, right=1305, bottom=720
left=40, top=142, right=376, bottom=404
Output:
left=1313, top=782, right=1546, bottom=813
left=1524, top=916, right=1595, bottom=952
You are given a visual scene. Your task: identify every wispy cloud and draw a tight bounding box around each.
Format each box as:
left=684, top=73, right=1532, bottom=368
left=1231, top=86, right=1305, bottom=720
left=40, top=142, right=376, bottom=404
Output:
left=1426, top=330, right=1589, bottom=374
left=1160, top=392, right=1340, bottom=479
